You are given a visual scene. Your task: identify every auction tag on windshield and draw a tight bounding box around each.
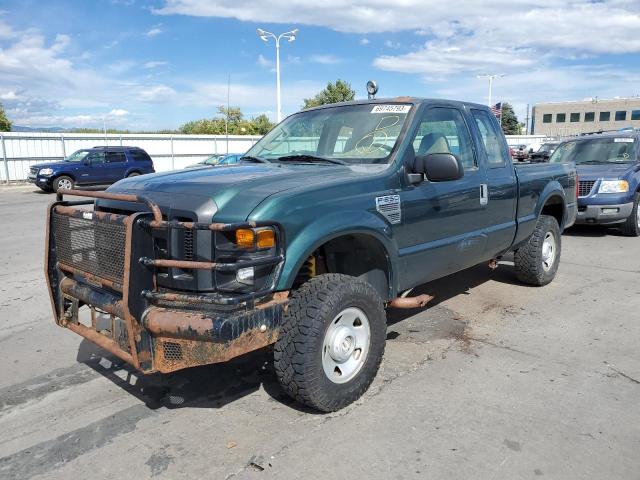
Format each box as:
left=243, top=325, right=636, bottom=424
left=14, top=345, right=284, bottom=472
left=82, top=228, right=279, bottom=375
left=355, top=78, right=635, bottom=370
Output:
left=371, top=105, right=411, bottom=114
left=614, top=138, right=634, bottom=142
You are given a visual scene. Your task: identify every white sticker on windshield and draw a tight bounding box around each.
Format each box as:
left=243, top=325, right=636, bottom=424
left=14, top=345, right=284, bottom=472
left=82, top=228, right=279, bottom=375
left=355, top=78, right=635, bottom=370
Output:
left=614, top=138, right=634, bottom=143
left=371, top=105, right=411, bottom=114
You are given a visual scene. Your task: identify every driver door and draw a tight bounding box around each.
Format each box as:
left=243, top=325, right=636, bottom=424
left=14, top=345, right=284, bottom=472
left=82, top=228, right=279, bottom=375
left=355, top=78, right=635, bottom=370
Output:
left=396, top=105, right=489, bottom=290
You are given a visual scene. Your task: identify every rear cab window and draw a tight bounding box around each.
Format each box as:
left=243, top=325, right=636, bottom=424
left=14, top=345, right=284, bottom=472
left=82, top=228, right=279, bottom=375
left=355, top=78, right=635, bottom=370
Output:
left=471, top=109, right=509, bottom=168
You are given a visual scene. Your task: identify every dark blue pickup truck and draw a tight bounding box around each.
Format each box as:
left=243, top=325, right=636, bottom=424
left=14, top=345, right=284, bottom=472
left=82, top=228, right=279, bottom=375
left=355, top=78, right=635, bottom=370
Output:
left=45, top=98, right=577, bottom=411
left=28, top=146, right=155, bottom=192
left=550, top=131, right=640, bottom=236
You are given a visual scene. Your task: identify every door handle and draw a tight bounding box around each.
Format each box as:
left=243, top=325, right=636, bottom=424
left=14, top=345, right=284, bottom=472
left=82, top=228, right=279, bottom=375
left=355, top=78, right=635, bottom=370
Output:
left=480, top=184, right=488, bottom=206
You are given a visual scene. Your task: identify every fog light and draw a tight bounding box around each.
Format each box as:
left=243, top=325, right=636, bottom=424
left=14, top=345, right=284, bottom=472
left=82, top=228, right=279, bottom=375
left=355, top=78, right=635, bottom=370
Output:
left=236, top=266, right=254, bottom=285
left=235, top=229, right=255, bottom=248
left=601, top=208, right=619, bottom=215
left=257, top=229, right=275, bottom=249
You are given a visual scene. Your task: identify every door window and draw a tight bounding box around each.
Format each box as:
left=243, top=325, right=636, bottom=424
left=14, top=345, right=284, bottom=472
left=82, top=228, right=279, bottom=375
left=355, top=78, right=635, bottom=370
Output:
left=87, top=152, right=106, bottom=164
left=106, top=152, right=126, bottom=163
left=411, top=107, right=476, bottom=169
left=472, top=110, right=508, bottom=168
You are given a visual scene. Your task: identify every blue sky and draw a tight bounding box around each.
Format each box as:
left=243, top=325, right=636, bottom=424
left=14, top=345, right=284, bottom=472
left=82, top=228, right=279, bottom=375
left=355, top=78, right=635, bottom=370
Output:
left=1, top=0, right=639, bottom=130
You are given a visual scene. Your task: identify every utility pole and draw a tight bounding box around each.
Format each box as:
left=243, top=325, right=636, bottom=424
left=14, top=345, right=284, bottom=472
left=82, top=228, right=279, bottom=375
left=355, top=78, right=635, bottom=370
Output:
left=226, top=73, right=230, bottom=154
left=477, top=74, right=505, bottom=107
left=525, top=104, right=530, bottom=135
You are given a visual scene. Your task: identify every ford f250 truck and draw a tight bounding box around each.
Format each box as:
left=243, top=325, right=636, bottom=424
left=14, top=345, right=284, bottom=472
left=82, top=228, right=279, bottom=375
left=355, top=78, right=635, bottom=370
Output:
left=45, top=98, right=577, bottom=411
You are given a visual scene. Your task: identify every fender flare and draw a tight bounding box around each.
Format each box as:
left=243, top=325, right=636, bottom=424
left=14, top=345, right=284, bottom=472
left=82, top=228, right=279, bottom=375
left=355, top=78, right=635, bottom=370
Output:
left=276, top=210, right=399, bottom=299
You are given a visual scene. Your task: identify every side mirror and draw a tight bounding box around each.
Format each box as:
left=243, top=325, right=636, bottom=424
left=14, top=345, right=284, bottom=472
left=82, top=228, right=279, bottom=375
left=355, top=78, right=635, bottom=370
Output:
left=413, top=153, right=463, bottom=182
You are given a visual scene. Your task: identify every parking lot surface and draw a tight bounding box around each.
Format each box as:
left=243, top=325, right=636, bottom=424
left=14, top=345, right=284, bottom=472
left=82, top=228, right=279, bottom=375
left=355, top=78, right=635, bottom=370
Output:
left=1, top=185, right=639, bottom=479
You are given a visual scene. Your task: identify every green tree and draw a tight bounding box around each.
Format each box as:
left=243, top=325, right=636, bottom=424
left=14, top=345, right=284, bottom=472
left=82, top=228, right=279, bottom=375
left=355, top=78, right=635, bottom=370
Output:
left=251, top=114, right=275, bottom=135
left=178, top=107, right=275, bottom=135
left=0, top=102, right=12, bottom=132
left=500, top=102, right=520, bottom=135
left=302, top=79, right=356, bottom=109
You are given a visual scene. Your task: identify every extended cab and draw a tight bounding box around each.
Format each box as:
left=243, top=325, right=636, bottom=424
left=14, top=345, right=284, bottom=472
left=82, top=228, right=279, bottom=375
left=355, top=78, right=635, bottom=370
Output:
left=550, top=131, right=640, bottom=236
left=29, top=146, right=155, bottom=192
left=45, top=99, right=577, bottom=411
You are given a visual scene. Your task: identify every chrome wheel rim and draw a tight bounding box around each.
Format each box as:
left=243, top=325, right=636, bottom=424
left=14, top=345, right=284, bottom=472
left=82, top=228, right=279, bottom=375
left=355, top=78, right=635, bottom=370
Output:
left=58, top=178, right=72, bottom=190
left=322, top=307, right=370, bottom=384
left=636, top=205, right=640, bottom=228
left=541, top=231, right=556, bottom=272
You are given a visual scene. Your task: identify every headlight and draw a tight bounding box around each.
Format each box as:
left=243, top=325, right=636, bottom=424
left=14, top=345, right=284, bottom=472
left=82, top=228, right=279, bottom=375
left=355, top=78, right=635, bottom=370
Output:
left=598, top=180, right=629, bottom=194
left=234, top=227, right=276, bottom=249
left=39, top=168, right=53, bottom=176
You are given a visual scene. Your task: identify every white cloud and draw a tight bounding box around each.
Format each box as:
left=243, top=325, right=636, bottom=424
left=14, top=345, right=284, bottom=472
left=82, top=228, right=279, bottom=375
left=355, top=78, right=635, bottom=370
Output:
left=146, top=25, right=163, bottom=37
left=139, top=85, right=177, bottom=101
left=257, top=54, right=274, bottom=69
left=143, top=60, right=168, bottom=69
left=359, top=38, right=369, bottom=45
left=108, top=108, right=129, bottom=116
left=308, top=54, right=343, bottom=65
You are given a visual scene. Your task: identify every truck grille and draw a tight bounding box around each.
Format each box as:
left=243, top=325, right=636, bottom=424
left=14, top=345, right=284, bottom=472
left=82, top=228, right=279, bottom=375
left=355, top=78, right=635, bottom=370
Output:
left=578, top=180, right=596, bottom=197
left=51, top=212, right=127, bottom=283
left=30, top=167, right=38, bottom=175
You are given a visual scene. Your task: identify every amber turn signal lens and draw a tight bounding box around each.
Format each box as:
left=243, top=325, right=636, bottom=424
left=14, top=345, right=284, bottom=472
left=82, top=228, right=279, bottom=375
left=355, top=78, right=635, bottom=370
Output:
left=235, top=229, right=255, bottom=248
left=257, top=229, right=275, bottom=249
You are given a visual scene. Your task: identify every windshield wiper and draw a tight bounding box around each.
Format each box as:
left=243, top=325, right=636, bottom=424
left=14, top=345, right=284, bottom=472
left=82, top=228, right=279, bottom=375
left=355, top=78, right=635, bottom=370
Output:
left=578, top=160, right=607, bottom=164
left=239, top=155, right=269, bottom=163
left=275, top=154, right=347, bottom=165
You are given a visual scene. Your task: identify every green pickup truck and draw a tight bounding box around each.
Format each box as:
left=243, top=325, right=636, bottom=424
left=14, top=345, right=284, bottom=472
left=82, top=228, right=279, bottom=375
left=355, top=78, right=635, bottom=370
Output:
left=46, top=98, right=577, bottom=411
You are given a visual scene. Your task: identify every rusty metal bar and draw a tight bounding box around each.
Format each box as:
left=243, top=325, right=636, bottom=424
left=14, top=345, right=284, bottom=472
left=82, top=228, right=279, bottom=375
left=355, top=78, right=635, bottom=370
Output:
left=56, top=189, right=163, bottom=222
left=60, top=277, right=125, bottom=318
left=63, top=320, right=134, bottom=365
left=140, top=218, right=260, bottom=231
left=139, top=255, right=283, bottom=271
left=58, top=263, right=124, bottom=292
left=388, top=293, right=433, bottom=309
left=141, top=288, right=278, bottom=306
left=53, top=205, right=129, bottom=225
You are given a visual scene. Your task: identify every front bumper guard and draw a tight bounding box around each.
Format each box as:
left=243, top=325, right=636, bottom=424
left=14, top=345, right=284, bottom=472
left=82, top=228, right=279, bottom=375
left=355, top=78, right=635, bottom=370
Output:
left=46, top=188, right=287, bottom=373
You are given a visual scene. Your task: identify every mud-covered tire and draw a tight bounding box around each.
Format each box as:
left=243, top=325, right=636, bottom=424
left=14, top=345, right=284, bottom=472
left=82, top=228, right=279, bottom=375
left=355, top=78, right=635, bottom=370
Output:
left=274, top=273, right=386, bottom=412
left=620, top=193, right=640, bottom=237
left=514, top=214, right=561, bottom=286
left=52, top=175, right=74, bottom=192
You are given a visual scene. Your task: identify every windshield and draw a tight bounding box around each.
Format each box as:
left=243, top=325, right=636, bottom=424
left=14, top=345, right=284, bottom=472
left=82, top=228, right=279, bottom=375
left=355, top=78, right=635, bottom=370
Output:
left=202, top=154, right=223, bottom=165
left=550, top=137, right=637, bottom=164
left=244, top=103, right=412, bottom=165
left=538, top=143, right=557, bottom=153
left=65, top=150, right=90, bottom=162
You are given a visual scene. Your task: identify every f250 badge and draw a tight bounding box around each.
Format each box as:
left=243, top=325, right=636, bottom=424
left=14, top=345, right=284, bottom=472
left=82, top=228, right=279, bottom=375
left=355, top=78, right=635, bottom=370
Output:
left=375, top=195, right=401, bottom=224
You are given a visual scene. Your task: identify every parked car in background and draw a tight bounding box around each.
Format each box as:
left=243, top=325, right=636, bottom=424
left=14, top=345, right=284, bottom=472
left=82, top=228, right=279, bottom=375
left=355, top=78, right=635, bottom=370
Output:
left=28, top=146, right=154, bottom=192
left=46, top=98, right=577, bottom=412
left=511, top=144, right=530, bottom=161
left=530, top=142, right=561, bottom=163
left=550, top=131, right=640, bottom=236
left=186, top=153, right=243, bottom=168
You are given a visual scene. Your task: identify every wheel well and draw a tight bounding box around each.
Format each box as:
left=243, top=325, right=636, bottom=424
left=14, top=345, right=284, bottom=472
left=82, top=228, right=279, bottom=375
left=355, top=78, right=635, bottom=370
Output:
left=292, top=234, right=391, bottom=300
left=127, top=169, right=141, bottom=176
left=541, top=195, right=564, bottom=227
left=52, top=173, right=75, bottom=182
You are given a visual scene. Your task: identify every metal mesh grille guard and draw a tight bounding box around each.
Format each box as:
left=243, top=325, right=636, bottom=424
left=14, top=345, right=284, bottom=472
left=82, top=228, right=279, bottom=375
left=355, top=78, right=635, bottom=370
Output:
left=52, top=189, right=284, bottom=306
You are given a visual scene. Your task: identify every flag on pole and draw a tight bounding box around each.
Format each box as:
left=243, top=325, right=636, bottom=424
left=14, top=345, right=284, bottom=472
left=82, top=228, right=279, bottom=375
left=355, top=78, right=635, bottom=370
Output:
left=490, top=102, right=502, bottom=118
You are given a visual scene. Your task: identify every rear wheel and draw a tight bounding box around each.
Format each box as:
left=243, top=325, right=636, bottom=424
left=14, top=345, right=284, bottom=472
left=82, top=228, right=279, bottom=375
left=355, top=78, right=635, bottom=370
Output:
left=126, top=171, right=140, bottom=178
left=52, top=175, right=74, bottom=192
left=274, top=274, right=386, bottom=412
left=621, top=193, right=640, bottom=237
left=514, top=214, right=561, bottom=286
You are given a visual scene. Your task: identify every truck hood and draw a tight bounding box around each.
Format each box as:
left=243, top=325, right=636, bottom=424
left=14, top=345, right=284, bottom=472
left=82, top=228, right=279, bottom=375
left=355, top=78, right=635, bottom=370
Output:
left=106, top=163, right=367, bottom=221
left=576, top=163, right=639, bottom=180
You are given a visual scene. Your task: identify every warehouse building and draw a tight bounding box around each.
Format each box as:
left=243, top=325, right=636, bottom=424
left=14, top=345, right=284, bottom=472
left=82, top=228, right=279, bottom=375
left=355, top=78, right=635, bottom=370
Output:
left=531, top=97, right=640, bottom=136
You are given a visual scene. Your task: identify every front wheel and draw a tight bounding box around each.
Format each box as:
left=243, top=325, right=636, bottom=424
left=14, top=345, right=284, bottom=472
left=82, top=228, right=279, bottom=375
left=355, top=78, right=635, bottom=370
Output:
left=52, top=175, right=74, bottom=192
left=274, top=274, right=386, bottom=412
left=514, top=214, right=561, bottom=286
left=621, top=193, right=640, bottom=237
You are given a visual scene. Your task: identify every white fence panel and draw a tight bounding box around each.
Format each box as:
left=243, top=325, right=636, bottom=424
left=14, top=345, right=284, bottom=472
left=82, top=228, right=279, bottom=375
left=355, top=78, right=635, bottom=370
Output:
left=0, top=132, right=261, bottom=182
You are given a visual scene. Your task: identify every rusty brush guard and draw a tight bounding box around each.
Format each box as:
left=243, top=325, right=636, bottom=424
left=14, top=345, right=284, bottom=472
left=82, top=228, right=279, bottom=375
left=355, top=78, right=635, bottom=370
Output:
left=45, top=189, right=288, bottom=373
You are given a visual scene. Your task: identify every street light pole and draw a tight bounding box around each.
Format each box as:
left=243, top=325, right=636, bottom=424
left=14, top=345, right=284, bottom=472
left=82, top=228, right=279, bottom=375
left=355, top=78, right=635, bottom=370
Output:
left=477, top=74, right=505, bottom=107
left=257, top=28, right=298, bottom=123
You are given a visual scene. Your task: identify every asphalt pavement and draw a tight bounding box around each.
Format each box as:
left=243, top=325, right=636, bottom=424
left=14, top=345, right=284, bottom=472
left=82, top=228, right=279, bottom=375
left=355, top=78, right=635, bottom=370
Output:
left=1, top=185, right=638, bottom=480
